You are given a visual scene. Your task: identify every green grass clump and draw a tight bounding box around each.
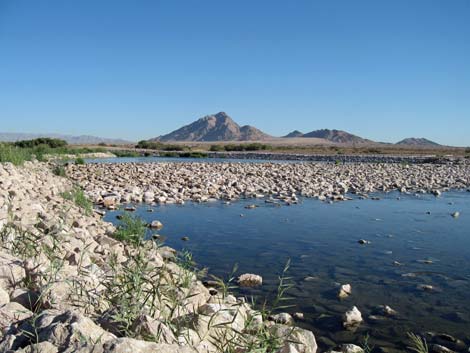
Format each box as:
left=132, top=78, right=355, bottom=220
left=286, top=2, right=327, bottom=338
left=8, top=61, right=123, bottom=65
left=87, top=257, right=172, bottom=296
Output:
left=52, top=165, right=66, bottom=177
left=113, top=213, right=148, bottom=245
left=61, top=187, right=93, bottom=215
left=0, top=144, right=33, bottom=165
left=407, top=333, right=428, bottom=353
left=75, top=157, right=86, bottom=165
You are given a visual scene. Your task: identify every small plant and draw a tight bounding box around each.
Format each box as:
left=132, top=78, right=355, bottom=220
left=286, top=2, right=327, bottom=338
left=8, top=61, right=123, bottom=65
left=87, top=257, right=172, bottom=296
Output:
left=112, top=213, right=148, bottom=245
left=52, top=164, right=66, bottom=177
left=75, top=157, right=86, bottom=165
left=209, top=264, right=239, bottom=299
left=61, top=187, right=93, bottom=215
left=407, top=332, right=428, bottom=353
left=361, top=332, right=375, bottom=353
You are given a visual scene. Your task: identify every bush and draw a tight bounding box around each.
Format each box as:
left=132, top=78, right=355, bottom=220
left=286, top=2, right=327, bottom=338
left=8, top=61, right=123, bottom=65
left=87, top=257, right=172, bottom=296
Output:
left=213, top=143, right=269, bottom=152
left=75, top=157, right=85, bottom=165
left=52, top=165, right=66, bottom=177
left=14, top=138, right=67, bottom=149
left=113, top=150, right=141, bottom=158
left=61, top=188, right=93, bottom=215
left=136, top=140, right=187, bottom=151
left=112, top=214, right=148, bottom=246
left=209, top=144, right=225, bottom=152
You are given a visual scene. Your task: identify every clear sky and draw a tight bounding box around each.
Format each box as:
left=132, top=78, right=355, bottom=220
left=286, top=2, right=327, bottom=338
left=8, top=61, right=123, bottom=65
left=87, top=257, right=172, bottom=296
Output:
left=0, top=1, right=469, bottom=145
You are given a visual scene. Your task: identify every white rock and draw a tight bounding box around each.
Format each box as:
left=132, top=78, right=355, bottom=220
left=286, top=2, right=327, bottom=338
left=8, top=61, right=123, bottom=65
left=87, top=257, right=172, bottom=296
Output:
left=238, top=273, right=263, bottom=287
left=342, top=306, right=363, bottom=328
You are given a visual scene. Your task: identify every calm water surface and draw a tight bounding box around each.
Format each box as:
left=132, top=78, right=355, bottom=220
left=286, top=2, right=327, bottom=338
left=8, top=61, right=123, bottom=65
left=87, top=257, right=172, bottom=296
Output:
left=104, top=191, right=470, bottom=350
left=85, top=156, right=308, bottom=164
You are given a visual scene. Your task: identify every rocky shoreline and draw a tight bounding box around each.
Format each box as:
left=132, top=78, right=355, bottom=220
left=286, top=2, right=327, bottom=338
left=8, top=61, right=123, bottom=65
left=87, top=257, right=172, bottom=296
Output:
left=1, top=161, right=469, bottom=352
left=66, top=161, right=470, bottom=206
left=145, top=151, right=467, bottom=164
left=0, top=161, right=321, bottom=353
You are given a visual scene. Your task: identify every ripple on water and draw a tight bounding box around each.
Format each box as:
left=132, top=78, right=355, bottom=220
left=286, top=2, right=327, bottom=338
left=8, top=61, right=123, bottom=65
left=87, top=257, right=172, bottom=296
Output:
left=104, top=190, right=470, bottom=351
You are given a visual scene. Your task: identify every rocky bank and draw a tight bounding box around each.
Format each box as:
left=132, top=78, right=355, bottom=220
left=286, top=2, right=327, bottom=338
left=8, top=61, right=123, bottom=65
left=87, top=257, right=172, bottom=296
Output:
left=66, top=162, right=470, bottom=205
left=0, top=161, right=317, bottom=353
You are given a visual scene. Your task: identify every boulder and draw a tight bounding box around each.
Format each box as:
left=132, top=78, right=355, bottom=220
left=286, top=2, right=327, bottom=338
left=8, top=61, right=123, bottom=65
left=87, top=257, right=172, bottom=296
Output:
left=342, top=306, right=362, bottom=329
left=0, top=302, right=33, bottom=330
left=326, top=344, right=364, bottom=353
left=16, top=341, right=59, bottom=353
left=0, top=286, right=9, bottom=305
left=238, top=273, right=263, bottom=287
left=131, top=315, right=177, bottom=344
left=271, top=324, right=317, bottom=353
left=102, top=338, right=196, bottom=353
left=0, top=251, right=26, bottom=289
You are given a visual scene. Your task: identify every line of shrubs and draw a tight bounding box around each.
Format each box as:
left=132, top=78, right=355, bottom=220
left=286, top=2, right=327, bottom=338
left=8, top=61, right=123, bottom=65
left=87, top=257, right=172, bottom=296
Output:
left=0, top=138, right=105, bottom=165
left=136, top=140, right=189, bottom=151
left=209, top=143, right=269, bottom=152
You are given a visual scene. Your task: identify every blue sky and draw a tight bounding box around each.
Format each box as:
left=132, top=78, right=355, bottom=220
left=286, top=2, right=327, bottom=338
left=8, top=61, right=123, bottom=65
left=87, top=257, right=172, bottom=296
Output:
left=0, top=1, right=469, bottom=145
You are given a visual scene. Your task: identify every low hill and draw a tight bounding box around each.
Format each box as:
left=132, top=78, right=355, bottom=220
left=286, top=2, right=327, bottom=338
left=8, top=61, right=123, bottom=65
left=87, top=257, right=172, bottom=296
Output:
left=301, top=129, right=370, bottom=144
left=396, top=138, right=441, bottom=146
left=283, top=130, right=304, bottom=138
left=152, top=112, right=271, bottom=142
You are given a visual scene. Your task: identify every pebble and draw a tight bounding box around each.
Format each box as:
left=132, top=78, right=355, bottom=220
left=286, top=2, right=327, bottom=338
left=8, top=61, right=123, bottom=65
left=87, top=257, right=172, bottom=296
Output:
left=451, top=212, right=460, bottom=218
left=358, top=239, right=371, bottom=245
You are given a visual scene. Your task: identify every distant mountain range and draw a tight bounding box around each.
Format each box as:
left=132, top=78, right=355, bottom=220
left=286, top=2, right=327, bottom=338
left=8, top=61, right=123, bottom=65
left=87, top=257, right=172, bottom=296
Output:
left=0, top=132, right=131, bottom=145
left=2, top=113, right=442, bottom=147
left=149, top=112, right=443, bottom=146
left=152, top=112, right=271, bottom=142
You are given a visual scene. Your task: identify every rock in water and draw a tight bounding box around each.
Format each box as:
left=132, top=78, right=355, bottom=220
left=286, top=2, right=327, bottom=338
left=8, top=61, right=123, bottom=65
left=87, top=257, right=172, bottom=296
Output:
left=149, top=220, right=163, bottom=229
left=451, top=212, right=460, bottom=218
left=338, top=284, right=352, bottom=299
left=238, top=273, right=263, bottom=287
left=326, top=344, right=365, bottom=353
left=343, top=306, right=363, bottom=329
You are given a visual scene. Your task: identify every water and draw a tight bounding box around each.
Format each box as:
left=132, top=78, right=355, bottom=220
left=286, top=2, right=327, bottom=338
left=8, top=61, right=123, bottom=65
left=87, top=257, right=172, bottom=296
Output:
left=85, top=156, right=310, bottom=164
left=104, top=191, right=470, bottom=350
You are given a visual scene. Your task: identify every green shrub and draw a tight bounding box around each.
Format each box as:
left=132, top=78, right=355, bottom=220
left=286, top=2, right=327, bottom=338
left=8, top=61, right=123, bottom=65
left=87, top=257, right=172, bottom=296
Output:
left=113, top=150, right=141, bottom=158
left=52, top=165, right=66, bottom=177
left=14, top=138, right=67, bottom=149
left=61, top=188, right=93, bottom=215
left=75, top=157, right=85, bottom=165
left=136, top=140, right=187, bottom=151
left=209, top=144, right=225, bottom=152
left=112, top=213, right=148, bottom=246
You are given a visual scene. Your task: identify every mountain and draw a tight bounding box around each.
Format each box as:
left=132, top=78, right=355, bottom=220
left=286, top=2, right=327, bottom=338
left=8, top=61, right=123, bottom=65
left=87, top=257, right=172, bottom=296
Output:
left=301, top=129, right=370, bottom=144
left=0, top=132, right=131, bottom=145
left=283, top=130, right=304, bottom=138
left=152, top=112, right=271, bottom=142
left=396, top=138, right=441, bottom=146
